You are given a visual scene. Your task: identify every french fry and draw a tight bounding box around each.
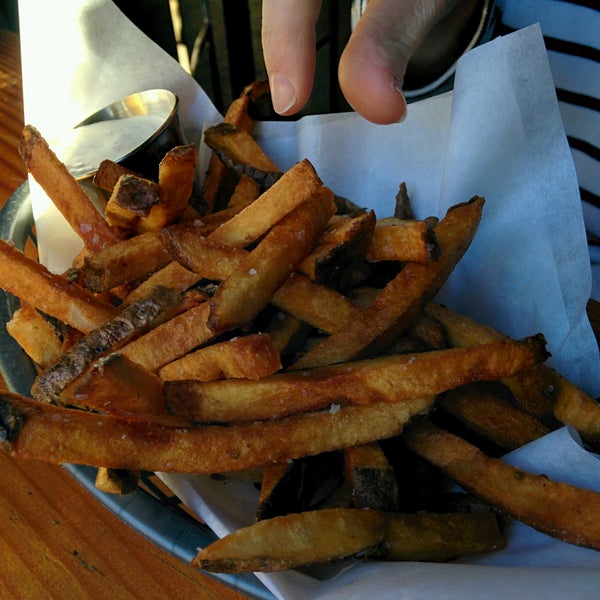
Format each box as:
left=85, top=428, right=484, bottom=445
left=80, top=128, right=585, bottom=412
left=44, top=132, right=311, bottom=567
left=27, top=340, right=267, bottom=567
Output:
left=192, top=508, right=504, bottom=572
left=158, top=333, right=281, bottom=382
left=403, top=418, right=600, bottom=551
left=438, top=383, right=551, bottom=451
left=0, top=392, right=435, bottom=473
left=120, top=301, right=215, bottom=372
left=207, top=159, right=323, bottom=248
left=425, top=303, right=600, bottom=445
left=93, top=159, right=138, bottom=192
left=366, top=217, right=441, bottom=263
left=163, top=224, right=360, bottom=334
left=297, top=210, right=375, bottom=289
left=0, top=238, right=118, bottom=333
left=6, top=304, right=63, bottom=368
left=61, top=353, right=165, bottom=415
left=193, top=508, right=384, bottom=572
left=164, top=335, right=548, bottom=423
left=344, top=442, right=400, bottom=511
left=207, top=187, right=335, bottom=332
left=31, top=286, right=182, bottom=403
left=203, top=123, right=279, bottom=174
left=19, top=125, right=121, bottom=251
left=104, top=173, right=160, bottom=232
left=137, top=144, right=197, bottom=232
left=121, top=260, right=202, bottom=307
left=83, top=230, right=172, bottom=293
left=94, top=467, right=140, bottom=495
left=291, top=196, right=485, bottom=369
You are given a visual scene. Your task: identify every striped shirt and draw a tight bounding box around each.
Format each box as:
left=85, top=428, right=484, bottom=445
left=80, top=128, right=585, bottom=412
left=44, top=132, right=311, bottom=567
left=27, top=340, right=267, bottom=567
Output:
left=495, top=0, right=600, bottom=297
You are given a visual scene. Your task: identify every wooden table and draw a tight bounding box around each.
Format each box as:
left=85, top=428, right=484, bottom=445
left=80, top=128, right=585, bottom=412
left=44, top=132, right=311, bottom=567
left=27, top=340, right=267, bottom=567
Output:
left=1, top=26, right=600, bottom=600
left=0, top=28, right=251, bottom=600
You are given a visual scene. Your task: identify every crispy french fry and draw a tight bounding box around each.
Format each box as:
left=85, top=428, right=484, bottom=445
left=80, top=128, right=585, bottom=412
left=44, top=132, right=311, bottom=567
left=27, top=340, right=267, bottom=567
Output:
left=404, top=418, right=600, bottom=551
left=136, top=144, right=197, bottom=232
left=263, top=311, right=311, bottom=356
left=345, top=443, right=400, bottom=511
left=61, top=353, right=165, bottom=415
left=192, top=507, right=504, bottom=573
left=120, top=301, right=214, bottom=371
left=207, top=159, right=323, bottom=248
left=439, top=383, right=551, bottom=451
left=425, top=303, right=600, bottom=445
left=83, top=230, right=172, bottom=293
left=227, top=175, right=261, bottom=208
left=19, top=125, right=121, bottom=251
left=0, top=238, right=118, bottom=333
left=193, top=508, right=384, bottom=572
left=207, top=187, right=335, bottom=332
left=297, top=211, right=375, bottom=289
left=93, top=159, right=138, bottom=192
left=164, top=335, right=548, bottom=423
left=95, top=467, right=140, bottom=495
left=6, top=304, right=63, bottom=368
left=121, top=260, right=202, bottom=307
left=366, top=217, right=441, bottom=263
left=393, top=182, right=414, bottom=220
left=159, top=332, right=281, bottom=382
left=104, top=173, right=160, bottom=231
left=291, top=196, right=485, bottom=369
left=0, top=392, right=435, bottom=473
left=204, top=123, right=279, bottom=174
left=31, top=286, right=182, bottom=402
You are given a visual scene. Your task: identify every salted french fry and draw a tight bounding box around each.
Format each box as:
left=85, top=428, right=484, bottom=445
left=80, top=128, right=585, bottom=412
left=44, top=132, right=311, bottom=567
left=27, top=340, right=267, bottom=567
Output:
left=61, top=353, right=165, bottom=415
left=120, top=301, right=215, bottom=371
left=83, top=230, right=172, bottom=293
left=159, top=333, right=281, bottom=382
left=0, top=392, right=434, bottom=473
left=271, top=273, right=360, bottom=334
left=227, top=175, right=261, bottom=208
left=161, top=224, right=248, bottom=280
left=366, top=217, right=441, bottom=263
left=0, top=238, right=118, bottom=333
left=291, top=196, right=485, bottom=369
left=263, top=311, right=311, bottom=356
left=207, top=187, right=335, bottom=332
left=403, top=418, right=600, bottom=551
left=31, top=286, right=182, bottom=403
left=164, top=335, right=548, bottom=423
left=207, top=159, right=323, bottom=248
left=136, top=144, right=197, bottom=232
left=19, top=125, right=121, bottom=251
left=162, top=224, right=361, bottom=334
left=6, top=304, right=63, bottom=368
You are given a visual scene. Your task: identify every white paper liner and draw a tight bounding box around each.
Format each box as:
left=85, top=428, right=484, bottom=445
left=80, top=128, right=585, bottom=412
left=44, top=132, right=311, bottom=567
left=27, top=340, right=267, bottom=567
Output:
left=17, top=2, right=600, bottom=598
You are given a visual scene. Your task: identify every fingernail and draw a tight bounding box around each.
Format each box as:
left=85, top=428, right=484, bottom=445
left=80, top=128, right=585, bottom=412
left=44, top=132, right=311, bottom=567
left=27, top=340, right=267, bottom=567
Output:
left=393, top=80, right=408, bottom=123
left=270, top=73, right=297, bottom=115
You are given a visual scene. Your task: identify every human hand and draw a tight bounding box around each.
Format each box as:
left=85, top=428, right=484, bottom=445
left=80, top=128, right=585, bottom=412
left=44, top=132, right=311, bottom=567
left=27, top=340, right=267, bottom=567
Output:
left=261, top=0, right=481, bottom=124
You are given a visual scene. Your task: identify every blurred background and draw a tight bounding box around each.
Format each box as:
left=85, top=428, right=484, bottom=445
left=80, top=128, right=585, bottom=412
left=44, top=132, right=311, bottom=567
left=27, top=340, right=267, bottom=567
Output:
left=1, top=0, right=353, bottom=116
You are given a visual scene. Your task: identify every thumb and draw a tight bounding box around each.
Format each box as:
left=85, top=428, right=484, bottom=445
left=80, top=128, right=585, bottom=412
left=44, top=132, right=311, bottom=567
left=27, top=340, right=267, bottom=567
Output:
left=339, top=0, right=455, bottom=124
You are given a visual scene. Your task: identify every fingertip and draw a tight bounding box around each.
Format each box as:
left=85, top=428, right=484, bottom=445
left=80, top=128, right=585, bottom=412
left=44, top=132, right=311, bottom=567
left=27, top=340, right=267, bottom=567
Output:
left=338, top=51, right=408, bottom=125
left=270, top=73, right=299, bottom=115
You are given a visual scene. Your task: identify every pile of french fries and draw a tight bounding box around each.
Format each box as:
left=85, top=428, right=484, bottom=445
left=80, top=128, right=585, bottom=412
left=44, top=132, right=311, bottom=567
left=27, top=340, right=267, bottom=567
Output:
left=2, top=80, right=600, bottom=574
